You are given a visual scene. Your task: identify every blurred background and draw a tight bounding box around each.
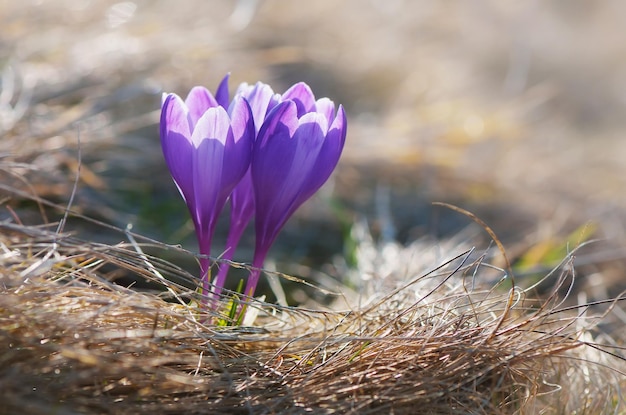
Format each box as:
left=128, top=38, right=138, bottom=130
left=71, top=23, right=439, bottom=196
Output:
left=2, top=0, right=626, bottom=304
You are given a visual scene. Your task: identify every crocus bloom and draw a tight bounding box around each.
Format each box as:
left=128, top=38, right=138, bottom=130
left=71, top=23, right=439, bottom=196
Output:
left=211, top=80, right=281, bottom=299
left=160, top=78, right=255, bottom=298
left=244, top=82, right=347, bottom=298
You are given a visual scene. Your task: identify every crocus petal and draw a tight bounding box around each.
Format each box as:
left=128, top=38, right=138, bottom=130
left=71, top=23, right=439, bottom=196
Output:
left=161, top=93, right=191, bottom=138
left=228, top=96, right=255, bottom=145
left=301, top=105, right=347, bottom=197
left=238, top=82, right=279, bottom=133
left=191, top=110, right=230, bottom=230
left=215, top=74, right=231, bottom=108
left=282, top=82, right=316, bottom=116
left=185, top=86, right=219, bottom=127
left=253, top=101, right=299, bottom=224
left=314, top=97, right=336, bottom=126
left=220, top=139, right=253, bottom=203
left=268, top=113, right=328, bottom=227
left=218, top=97, right=254, bottom=195
left=193, top=133, right=224, bottom=210
left=253, top=107, right=329, bottom=245
left=191, top=106, right=232, bottom=147
left=286, top=111, right=328, bottom=188
left=252, top=102, right=345, bottom=248
left=255, top=100, right=299, bottom=148
left=230, top=168, right=255, bottom=228
left=160, top=94, right=195, bottom=206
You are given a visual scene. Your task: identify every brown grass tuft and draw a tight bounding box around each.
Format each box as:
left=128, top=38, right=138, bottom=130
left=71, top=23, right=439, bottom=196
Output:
left=1, top=217, right=624, bottom=415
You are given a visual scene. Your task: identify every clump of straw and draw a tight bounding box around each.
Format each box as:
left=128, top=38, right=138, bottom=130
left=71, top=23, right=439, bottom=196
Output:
left=1, top=212, right=624, bottom=415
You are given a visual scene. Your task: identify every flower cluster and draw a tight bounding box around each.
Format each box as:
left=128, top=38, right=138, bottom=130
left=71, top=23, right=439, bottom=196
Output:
left=160, top=75, right=347, bottom=303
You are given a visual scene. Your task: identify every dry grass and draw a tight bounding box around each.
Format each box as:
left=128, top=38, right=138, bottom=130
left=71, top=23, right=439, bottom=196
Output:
left=1, top=205, right=624, bottom=414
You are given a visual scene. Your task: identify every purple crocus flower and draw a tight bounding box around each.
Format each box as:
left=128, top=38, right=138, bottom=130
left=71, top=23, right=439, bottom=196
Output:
left=160, top=77, right=255, bottom=299
left=244, top=82, right=347, bottom=298
left=211, top=80, right=281, bottom=299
